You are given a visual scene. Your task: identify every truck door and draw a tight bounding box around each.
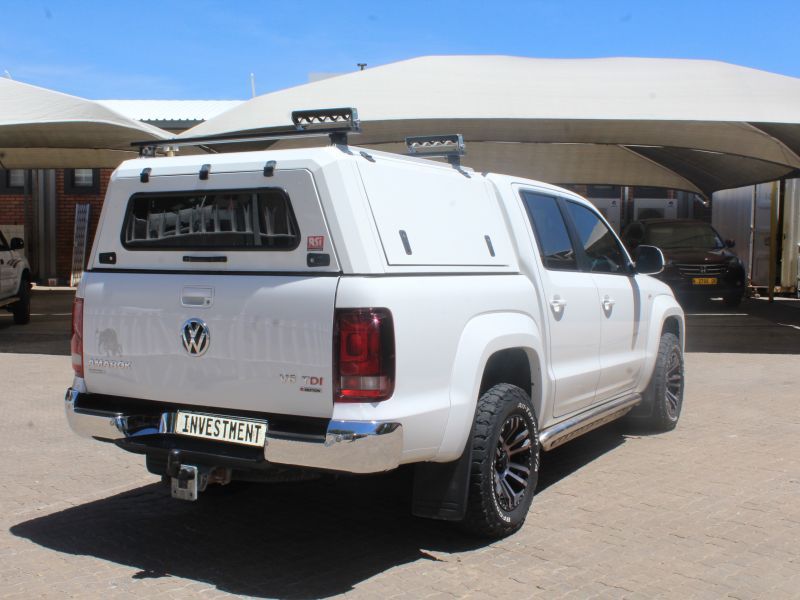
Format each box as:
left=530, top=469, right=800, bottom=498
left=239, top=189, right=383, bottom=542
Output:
left=520, top=190, right=602, bottom=417
left=562, top=201, right=645, bottom=401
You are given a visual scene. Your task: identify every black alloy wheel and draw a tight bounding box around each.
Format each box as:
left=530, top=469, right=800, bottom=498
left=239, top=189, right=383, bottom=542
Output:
left=494, top=414, right=534, bottom=511
left=664, top=345, right=683, bottom=422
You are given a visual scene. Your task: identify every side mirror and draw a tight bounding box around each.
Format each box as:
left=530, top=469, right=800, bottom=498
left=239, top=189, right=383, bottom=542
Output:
left=725, top=239, right=735, bottom=248
left=633, top=244, right=665, bottom=275
left=10, top=238, right=24, bottom=251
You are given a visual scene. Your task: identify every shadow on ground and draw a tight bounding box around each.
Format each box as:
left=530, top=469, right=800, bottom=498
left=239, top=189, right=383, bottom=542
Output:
left=0, top=289, right=73, bottom=356
left=11, top=424, right=629, bottom=598
left=538, top=422, right=627, bottom=491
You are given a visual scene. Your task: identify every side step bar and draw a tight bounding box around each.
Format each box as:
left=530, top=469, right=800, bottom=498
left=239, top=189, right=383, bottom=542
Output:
left=0, top=296, right=20, bottom=309
left=539, top=393, right=641, bottom=451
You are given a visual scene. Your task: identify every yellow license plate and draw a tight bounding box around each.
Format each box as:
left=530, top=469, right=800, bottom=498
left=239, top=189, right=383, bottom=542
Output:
left=692, top=277, right=718, bottom=285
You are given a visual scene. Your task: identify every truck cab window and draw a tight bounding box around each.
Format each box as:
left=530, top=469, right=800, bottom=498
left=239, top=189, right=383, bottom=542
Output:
left=565, top=201, right=629, bottom=274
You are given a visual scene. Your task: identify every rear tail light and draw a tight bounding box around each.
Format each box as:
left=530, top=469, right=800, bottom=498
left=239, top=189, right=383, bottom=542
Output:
left=71, top=297, right=84, bottom=378
left=334, top=308, right=395, bottom=402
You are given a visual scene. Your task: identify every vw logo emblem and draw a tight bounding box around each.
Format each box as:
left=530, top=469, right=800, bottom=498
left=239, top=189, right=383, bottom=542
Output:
left=181, top=318, right=210, bottom=356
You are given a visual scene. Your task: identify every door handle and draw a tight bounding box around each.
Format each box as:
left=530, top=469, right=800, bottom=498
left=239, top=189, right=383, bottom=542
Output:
left=550, top=296, right=566, bottom=316
left=181, top=286, right=214, bottom=308
left=602, top=295, right=615, bottom=314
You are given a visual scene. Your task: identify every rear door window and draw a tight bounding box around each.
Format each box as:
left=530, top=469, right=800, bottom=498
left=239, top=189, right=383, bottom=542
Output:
left=521, top=191, right=578, bottom=271
left=122, top=188, right=300, bottom=251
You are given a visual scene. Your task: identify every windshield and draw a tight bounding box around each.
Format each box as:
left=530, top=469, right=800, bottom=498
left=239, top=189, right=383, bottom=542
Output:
left=643, top=223, right=724, bottom=250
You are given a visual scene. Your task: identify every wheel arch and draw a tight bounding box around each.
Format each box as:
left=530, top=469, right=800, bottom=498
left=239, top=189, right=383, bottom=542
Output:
left=662, top=314, right=682, bottom=341
left=436, top=311, right=546, bottom=462
left=638, top=295, right=685, bottom=390
left=479, top=346, right=543, bottom=423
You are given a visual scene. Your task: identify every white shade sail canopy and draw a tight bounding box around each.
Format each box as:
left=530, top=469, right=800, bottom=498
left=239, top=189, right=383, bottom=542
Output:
left=0, top=78, right=169, bottom=168
left=181, top=55, right=800, bottom=195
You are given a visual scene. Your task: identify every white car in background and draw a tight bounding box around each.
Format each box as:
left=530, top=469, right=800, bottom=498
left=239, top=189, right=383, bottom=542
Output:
left=0, top=229, right=31, bottom=325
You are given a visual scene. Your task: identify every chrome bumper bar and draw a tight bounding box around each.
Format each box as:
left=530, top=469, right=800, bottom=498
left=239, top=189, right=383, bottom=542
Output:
left=64, top=388, right=403, bottom=474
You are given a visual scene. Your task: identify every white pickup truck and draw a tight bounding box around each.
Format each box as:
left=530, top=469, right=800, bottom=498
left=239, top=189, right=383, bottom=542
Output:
left=65, top=110, right=684, bottom=538
left=0, top=229, right=31, bottom=325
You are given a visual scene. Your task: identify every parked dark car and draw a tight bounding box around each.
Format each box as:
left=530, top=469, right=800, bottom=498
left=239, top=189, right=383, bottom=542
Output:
left=622, top=219, right=746, bottom=307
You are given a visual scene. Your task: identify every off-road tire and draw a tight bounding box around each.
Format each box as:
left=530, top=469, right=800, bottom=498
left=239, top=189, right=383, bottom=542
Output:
left=640, top=332, right=683, bottom=431
left=12, top=277, right=31, bottom=325
left=460, top=383, right=539, bottom=538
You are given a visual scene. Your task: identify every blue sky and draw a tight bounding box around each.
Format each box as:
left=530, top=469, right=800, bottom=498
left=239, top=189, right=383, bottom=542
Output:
left=1, top=0, right=799, bottom=100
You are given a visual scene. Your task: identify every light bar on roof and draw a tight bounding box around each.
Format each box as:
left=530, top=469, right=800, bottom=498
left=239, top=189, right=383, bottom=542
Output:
left=405, top=134, right=466, bottom=157
left=133, top=106, right=362, bottom=155
left=291, top=107, right=360, bottom=132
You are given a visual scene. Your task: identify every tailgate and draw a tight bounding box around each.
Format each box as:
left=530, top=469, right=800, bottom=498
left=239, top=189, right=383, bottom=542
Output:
left=81, top=166, right=340, bottom=419
left=82, top=272, right=337, bottom=419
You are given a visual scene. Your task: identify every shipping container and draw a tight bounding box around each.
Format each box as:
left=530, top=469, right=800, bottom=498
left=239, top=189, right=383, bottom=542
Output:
left=712, top=179, right=800, bottom=292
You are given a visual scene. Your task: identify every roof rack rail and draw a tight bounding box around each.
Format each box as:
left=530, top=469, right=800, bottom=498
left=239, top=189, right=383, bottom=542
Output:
left=132, top=107, right=361, bottom=157
left=405, top=134, right=465, bottom=166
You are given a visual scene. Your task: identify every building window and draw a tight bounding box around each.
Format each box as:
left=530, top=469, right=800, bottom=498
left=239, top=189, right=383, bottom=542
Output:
left=65, top=168, right=100, bottom=194
left=8, top=170, right=25, bottom=188
left=73, top=169, right=94, bottom=187
left=0, top=169, right=26, bottom=194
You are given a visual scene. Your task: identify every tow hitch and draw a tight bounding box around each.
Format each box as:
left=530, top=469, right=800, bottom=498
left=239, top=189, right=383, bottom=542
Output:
left=166, top=449, right=231, bottom=501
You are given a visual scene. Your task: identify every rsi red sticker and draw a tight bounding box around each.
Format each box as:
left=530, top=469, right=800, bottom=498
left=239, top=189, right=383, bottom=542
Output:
left=307, top=236, right=324, bottom=251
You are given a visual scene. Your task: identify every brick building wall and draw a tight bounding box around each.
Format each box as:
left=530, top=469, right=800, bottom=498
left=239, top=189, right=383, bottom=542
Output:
left=0, top=194, right=27, bottom=227
left=54, top=169, right=112, bottom=282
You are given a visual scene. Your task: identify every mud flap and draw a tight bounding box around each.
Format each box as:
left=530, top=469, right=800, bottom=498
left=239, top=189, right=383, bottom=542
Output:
left=411, top=445, right=471, bottom=521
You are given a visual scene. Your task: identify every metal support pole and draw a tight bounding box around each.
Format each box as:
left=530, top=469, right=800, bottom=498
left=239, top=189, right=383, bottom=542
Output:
left=23, top=169, right=35, bottom=278
left=748, top=186, right=756, bottom=289
left=776, top=177, right=787, bottom=291
left=768, top=181, right=779, bottom=303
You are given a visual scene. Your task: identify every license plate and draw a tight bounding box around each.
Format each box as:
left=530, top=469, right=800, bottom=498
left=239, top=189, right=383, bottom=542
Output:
left=174, top=411, right=267, bottom=447
left=692, top=277, right=718, bottom=285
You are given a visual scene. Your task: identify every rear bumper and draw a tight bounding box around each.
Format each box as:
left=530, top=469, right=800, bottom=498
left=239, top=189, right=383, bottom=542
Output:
left=65, top=388, right=403, bottom=474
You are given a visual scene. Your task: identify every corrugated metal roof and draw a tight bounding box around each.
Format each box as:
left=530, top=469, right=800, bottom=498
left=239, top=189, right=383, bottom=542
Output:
left=96, top=100, right=243, bottom=122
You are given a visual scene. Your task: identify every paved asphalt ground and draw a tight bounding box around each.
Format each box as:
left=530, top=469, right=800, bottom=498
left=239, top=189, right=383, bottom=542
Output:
left=1, top=290, right=799, bottom=598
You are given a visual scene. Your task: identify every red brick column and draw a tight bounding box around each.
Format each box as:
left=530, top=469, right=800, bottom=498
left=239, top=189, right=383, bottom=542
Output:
left=55, top=169, right=112, bottom=283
